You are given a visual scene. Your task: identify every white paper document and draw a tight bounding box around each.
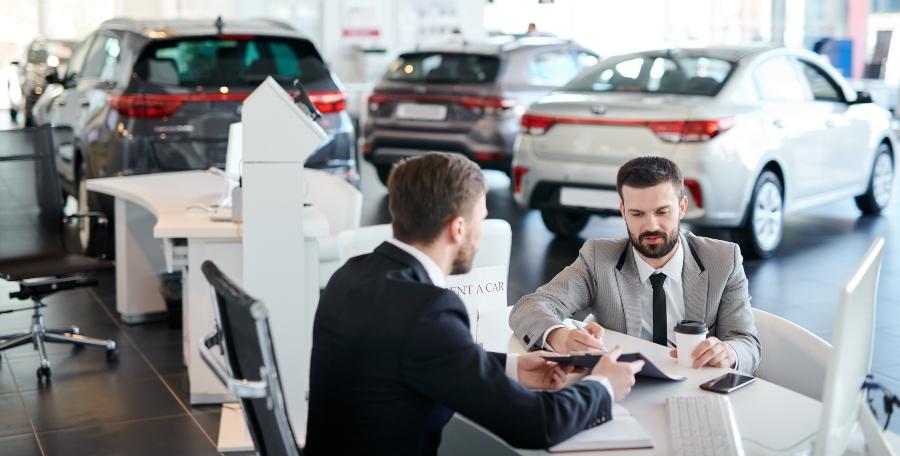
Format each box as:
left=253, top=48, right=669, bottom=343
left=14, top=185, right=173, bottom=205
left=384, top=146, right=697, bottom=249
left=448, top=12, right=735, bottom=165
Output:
left=549, top=404, right=653, bottom=452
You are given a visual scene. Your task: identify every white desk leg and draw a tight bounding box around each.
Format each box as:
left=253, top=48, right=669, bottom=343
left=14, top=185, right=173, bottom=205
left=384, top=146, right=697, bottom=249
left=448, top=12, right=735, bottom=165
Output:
left=185, top=238, right=240, bottom=404
left=115, top=198, right=167, bottom=323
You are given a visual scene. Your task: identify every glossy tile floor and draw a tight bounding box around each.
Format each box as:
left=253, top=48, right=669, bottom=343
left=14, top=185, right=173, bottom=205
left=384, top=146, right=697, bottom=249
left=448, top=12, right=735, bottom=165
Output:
left=1, top=113, right=899, bottom=454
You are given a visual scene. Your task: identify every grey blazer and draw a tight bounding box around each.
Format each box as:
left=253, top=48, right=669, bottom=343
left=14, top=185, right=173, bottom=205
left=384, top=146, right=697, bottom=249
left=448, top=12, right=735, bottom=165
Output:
left=509, top=232, right=760, bottom=374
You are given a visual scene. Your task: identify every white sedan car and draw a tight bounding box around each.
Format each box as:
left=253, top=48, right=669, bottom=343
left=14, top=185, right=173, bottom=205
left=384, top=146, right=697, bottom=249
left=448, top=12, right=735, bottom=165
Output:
left=512, top=46, right=896, bottom=258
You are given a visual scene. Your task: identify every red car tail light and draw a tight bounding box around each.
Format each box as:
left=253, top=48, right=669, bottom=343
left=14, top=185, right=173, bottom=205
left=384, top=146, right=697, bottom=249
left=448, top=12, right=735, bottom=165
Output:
left=308, top=91, right=346, bottom=114
left=520, top=114, right=556, bottom=135
left=513, top=166, right=530, bottom=193
left=684, top=178, right=703, bottom=208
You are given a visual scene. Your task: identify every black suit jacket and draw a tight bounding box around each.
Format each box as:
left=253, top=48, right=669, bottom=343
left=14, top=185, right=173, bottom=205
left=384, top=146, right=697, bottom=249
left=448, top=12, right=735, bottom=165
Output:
left=305, top=242, right=612, bottom=455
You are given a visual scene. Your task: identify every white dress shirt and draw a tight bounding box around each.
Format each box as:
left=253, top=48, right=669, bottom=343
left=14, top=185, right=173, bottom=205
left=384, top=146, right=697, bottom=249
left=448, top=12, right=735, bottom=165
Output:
left=632, top=241, right=737, bottom=365
left=387, top=238, right=521, bottom=381
left=633, top=242, right=685, bottom=344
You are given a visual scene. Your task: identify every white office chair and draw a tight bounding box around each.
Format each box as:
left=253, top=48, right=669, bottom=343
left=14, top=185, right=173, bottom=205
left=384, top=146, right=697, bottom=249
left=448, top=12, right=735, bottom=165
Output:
left=302, top=169, right=362, bottom=235
left=752, top=308, right=832, bottom=401
left=317, top=220, right=512, bottom=290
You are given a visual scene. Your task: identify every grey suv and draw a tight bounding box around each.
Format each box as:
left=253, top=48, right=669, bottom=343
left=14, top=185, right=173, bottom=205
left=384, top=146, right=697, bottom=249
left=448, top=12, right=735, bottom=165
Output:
left=35, top=18, right=357, bottom=253
left=362, top=37, right=598, bottom=184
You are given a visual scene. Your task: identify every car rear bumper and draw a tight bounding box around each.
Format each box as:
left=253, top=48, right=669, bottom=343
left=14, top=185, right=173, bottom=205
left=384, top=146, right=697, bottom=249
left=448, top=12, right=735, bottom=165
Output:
left=363, top=132, right=512, bottom=172
left=514, top=138, right=755, bottom=227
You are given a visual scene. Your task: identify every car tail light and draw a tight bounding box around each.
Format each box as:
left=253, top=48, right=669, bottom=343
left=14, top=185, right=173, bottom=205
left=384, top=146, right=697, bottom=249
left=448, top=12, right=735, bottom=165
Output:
left=684, top=178, right=703, bottom=208
left=460, top=96, right=516, bottom=114
left=308, top=91, right=346, bottom=114
left=520, top=114, right=556, bottom=135
left=361, top=142, right=372, bottom=155
left=368, top=93, right=388, bottom=110
left=513, top=166, right=530, bottom=194
left=110, top=93, right=250, bottom=118
left=647, top=118, right=734, bottom=143
left=473, top=151, right=504, bottom=162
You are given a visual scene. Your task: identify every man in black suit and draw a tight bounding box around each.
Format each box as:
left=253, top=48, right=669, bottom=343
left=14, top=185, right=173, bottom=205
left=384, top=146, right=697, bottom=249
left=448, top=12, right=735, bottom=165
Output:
left=306, top=153, right=644, bottom=455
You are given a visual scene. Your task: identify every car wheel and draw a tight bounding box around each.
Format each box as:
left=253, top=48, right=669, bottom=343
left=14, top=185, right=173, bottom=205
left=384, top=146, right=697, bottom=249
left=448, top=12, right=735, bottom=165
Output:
left=75, top=161, right=103, bottom=256
left=540, top=209, right=590, bottom=239
left=376, top=165, right=392, bottom=187
left=734, top=171, right=783, bottom=259
left=855, top=143, right=893, bottom=215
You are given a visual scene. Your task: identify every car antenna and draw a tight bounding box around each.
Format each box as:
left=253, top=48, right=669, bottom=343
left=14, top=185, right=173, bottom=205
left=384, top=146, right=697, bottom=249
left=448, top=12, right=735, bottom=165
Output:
left=215, top=16, right=224, bottom=35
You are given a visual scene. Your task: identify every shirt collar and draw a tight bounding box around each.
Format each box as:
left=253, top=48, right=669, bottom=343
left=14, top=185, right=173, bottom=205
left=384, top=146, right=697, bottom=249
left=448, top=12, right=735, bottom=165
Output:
left=387, top=238, right=447, bottom=287
left=632, top=239, right=684, bottom=285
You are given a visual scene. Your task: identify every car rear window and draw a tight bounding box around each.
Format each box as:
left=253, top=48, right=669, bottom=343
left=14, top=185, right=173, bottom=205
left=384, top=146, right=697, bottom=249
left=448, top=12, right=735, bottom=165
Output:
left=134, top=36, right=331, bottom=87
left=385, top=52, right=501, bottom=84
left=563, top=54, right=733, bottom=96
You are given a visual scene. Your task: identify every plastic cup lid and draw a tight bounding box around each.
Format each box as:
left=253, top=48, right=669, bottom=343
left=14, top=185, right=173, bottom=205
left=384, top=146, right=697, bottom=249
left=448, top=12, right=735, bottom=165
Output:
left=674, top=320, right=707, bottom=335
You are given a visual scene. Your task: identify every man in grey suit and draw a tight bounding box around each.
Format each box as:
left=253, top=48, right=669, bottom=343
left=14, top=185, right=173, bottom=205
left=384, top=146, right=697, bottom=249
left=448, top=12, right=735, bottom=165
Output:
left=510, top=156, right=760, bottom=374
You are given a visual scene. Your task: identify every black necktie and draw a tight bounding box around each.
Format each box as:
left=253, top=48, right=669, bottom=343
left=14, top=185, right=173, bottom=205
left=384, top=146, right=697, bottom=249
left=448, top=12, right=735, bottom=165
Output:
left=649, top=273, right=667, bottom=346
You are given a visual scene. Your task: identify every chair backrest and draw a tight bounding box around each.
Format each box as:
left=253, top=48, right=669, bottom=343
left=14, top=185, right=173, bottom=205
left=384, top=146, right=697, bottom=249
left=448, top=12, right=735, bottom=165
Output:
left=753, top=308, right=832, bottom=401
left=302, top=169, right=362, bottom=235
left=316, top=219, right=512, bottom=289
left=200, top=261, right=300, bottom=456
left=0, top=125, right=68, bottom=266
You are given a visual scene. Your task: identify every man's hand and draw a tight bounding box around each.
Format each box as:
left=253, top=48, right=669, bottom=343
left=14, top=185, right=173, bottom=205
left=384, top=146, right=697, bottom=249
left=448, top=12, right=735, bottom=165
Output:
left=668, top=337, right=736, bottom=368
left=517, top=351, right=573, bottom=390
left=590, top=346, right=644, bottom=401
left=546, top=323, right=605, bottom=353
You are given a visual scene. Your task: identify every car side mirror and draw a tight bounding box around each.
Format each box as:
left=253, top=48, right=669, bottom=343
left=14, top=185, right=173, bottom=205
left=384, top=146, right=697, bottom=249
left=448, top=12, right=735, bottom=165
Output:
left=854, top=90, right=874, bottom=104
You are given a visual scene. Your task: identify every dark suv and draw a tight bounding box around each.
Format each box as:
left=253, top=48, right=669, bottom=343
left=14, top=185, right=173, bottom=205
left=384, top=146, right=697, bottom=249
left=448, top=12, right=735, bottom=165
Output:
left=35, top=18, right=357, bottom=252
left=362, top=37, right=598, bottom=184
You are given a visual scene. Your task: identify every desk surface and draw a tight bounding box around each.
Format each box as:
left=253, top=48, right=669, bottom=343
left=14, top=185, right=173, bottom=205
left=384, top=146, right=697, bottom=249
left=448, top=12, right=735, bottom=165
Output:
left=87, top=170, right=241, bottom=239
left=477, top=309, right=823, bottom=455
left=87, top=170, right=328, bottom=239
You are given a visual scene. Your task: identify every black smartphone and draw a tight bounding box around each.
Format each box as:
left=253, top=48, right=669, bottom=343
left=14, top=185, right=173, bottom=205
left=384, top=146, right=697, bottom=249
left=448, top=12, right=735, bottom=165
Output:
left=699, top=373, right=756, bottom=394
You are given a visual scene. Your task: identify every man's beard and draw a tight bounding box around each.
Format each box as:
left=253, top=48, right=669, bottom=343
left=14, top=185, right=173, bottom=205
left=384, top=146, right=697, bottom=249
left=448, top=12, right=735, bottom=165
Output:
left=451, top=237, right=477, bottom=275
left=628, top=225, right=680, bottom=259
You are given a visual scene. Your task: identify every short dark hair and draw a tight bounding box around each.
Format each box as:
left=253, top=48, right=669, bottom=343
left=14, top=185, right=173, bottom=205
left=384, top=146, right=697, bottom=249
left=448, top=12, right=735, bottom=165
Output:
left=387, top=153, right=486, bottom=244
left=616, top=156, right=683, bottom=199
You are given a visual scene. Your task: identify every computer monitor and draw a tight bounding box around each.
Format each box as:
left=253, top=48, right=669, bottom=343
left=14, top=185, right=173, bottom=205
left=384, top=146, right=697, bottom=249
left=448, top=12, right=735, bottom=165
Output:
left=217, top=122, right=242, bottom=208
left=813, top=237, right=886, bottom=456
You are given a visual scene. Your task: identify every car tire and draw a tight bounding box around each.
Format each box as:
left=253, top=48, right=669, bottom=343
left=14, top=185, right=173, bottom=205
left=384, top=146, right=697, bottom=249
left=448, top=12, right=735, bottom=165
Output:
left=376, top=165, right=392, bottom=187
left=75, top=161, right=104, bottom=257
left=855, top=143, right=893, bottom=215
left=733, top=171, right=783, bottom=259
left=540, top=209, right=590, bottom=239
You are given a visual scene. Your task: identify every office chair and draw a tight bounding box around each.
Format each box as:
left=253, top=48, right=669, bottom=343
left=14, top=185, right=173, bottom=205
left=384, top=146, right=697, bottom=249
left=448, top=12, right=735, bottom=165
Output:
left=0, top=125, right=118, bottom=381
left=199, top=260, right=301, bottom=456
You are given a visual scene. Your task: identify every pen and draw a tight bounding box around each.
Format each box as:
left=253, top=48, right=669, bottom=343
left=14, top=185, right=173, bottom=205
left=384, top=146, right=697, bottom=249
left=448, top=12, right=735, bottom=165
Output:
left=573, top=318, right=607, bottom=353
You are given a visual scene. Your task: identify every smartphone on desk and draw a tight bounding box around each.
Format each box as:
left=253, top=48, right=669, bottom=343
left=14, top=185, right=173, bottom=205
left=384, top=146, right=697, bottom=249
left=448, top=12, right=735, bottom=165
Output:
left=699, top=373, right=756, bottom=394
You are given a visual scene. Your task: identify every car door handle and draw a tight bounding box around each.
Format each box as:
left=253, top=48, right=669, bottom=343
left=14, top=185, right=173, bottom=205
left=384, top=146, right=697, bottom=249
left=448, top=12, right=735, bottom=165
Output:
left=80, top=101, right=90, bottom=107
left=772, top=119, right=784, bottom=128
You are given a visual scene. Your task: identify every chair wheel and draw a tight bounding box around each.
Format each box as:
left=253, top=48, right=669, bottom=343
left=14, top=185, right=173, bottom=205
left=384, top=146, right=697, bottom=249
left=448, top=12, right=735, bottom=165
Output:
left=106, top=347, right=119, bottom=361
left=36, top=366, right=50, bottom=381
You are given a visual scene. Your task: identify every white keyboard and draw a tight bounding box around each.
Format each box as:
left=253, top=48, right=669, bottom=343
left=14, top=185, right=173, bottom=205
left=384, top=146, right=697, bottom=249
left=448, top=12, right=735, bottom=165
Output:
left=666, top=395, right=745, bottom=456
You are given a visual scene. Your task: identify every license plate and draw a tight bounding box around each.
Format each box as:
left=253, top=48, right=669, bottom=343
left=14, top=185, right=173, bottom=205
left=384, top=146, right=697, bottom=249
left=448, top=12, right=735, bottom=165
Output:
left=395, top=103, right=448, bottom=121
left=559, top=187, right=620, bottom=210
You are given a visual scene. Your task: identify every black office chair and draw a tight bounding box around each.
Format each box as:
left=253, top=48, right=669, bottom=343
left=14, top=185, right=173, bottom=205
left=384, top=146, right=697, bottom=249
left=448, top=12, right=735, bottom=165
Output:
left=199, top=260, right=301, bottom=456
left=0, top=125, right=118, bottom=381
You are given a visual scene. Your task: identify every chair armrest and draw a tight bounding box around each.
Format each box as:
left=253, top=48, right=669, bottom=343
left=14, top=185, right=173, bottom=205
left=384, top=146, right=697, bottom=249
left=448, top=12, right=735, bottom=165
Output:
left=63, top=212, right=111, bottom=260
left=200, top=330, right=268, bottom=399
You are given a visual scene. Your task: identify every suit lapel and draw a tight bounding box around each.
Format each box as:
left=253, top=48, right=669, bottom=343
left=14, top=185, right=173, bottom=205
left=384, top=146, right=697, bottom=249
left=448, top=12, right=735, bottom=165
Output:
left=374, top=242, right=434, bottom=285
left=614, top=244, right=644, bottom=336
left=680, top=233, right=709, bottom=325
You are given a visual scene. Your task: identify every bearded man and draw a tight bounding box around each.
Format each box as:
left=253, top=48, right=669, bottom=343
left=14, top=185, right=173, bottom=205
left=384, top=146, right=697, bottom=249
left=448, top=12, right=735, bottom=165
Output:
left=509, top=156, right=760, bottom=375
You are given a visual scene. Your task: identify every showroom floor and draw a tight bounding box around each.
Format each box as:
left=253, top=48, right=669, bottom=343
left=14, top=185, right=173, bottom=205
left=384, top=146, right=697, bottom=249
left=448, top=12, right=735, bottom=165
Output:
left=1, top=115, right=899, bottom=455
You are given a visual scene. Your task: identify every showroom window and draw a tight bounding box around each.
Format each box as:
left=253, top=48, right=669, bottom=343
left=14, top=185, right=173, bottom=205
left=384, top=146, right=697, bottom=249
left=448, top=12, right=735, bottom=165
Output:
left=529, top=49, right=580, bottom=86
left=564, top=54, right=732, bottom=96
left=753, top=56, right=811, bottom=102
left=796, top=60, right=843, bottom=103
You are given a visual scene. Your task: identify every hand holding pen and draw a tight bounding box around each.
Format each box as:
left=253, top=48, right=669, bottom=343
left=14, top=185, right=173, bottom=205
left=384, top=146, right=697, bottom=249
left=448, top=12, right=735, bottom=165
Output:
left=546, top=314, right=606, bottom=353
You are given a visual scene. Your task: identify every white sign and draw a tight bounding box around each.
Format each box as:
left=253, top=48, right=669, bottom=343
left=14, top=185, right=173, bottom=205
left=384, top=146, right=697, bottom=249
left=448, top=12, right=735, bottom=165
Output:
left=446, top=265, right=508, bottom=342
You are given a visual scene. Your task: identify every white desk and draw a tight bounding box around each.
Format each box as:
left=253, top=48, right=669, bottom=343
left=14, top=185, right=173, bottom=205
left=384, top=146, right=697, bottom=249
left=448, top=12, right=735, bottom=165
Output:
left=87, top=170, right=328, bottom=404
left=471, top=309, right=827, bottom=455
